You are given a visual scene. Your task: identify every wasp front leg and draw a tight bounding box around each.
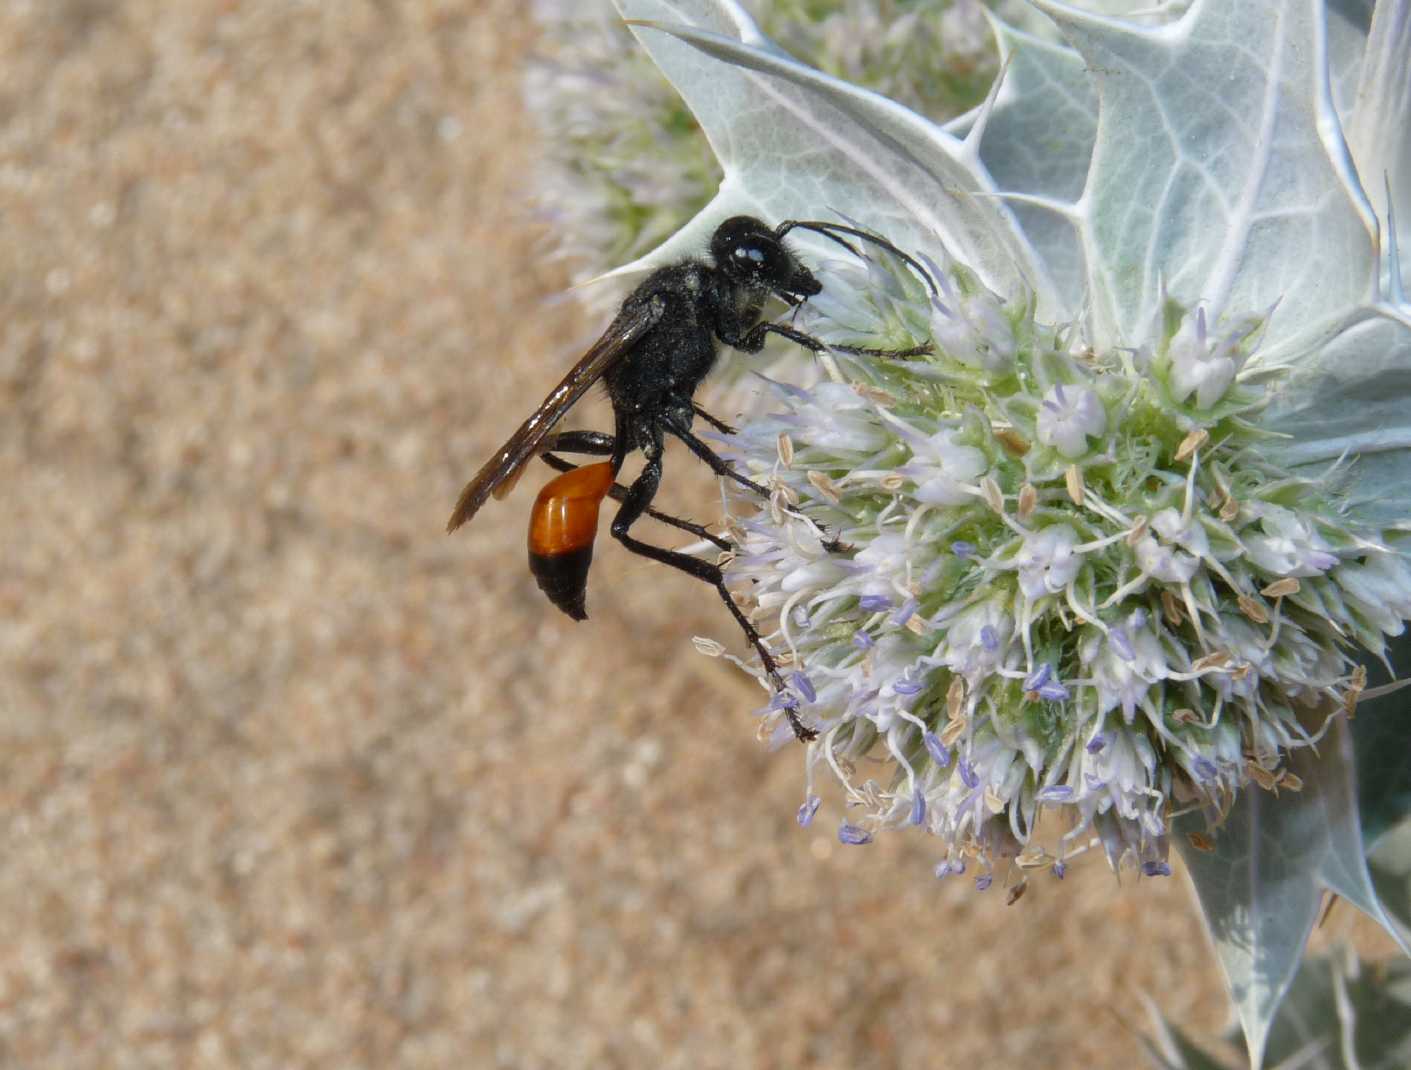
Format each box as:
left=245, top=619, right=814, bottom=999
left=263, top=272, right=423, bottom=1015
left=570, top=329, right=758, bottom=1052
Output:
left=737, top=320, right=933, bottom=359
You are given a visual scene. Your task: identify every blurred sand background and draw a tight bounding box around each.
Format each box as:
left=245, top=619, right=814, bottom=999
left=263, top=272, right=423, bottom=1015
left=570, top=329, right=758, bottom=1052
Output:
left=3, top=2, right=1382, bottom=1067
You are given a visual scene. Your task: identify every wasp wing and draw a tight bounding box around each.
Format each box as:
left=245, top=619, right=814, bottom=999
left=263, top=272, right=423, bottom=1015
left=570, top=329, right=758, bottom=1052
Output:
left=446, top=297, right=662, bottom=533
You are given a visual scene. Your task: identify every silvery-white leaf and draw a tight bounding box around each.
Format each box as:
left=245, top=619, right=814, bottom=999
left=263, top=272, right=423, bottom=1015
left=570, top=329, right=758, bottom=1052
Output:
left=1343, top=0, right=1411, bottom=286
left=1256, top=946, right=1411, bottom=1070
left=1368, top=820, right=1411, bottom=946
left=946, top=13, right=1096, bottom=315
left=1027, top=0, right=1189, bottom=21
left=1175, top=800, right=1317, bottom=1068
left=608, top=0, right=1062, bottom=317
left=1174, top=718, right=1405, bottom=1070
left=1259, top=2, right=1411, bottom=509
left=1253, top=952, right=1341, bottom=1070
left=1263, top=314, right=1411, bottom=529
left=1301, top=718, right=1408, bottom=958
left=1336, top=952, right=1411, bottom=1070
left=1139, top=994, right=1233, bottom=1070
left=1035, top=0, right=1378, bottom=355
left=1355, top=631, right=1411, bottom=845
left=1144, top=946, right=1411, bottom=1070
left=1326, top=0, right=1375, bottom=128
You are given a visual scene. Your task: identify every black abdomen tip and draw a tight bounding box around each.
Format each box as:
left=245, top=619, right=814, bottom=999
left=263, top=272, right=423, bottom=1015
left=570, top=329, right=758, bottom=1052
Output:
left=528, top=546, right=594, bottom=621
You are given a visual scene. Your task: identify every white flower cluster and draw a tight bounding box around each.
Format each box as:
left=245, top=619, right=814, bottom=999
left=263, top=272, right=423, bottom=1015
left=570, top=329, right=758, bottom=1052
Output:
left=713, top=249, right=1411, bottom=888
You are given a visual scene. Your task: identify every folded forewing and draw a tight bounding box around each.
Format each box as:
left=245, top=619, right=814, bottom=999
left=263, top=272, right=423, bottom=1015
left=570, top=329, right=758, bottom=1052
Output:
left=446, top=298, right=662, bottom=532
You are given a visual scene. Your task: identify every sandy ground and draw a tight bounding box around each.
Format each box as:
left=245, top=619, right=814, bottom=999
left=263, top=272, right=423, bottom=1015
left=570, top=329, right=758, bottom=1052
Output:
left=2, top=3, right=1387, bottom=1067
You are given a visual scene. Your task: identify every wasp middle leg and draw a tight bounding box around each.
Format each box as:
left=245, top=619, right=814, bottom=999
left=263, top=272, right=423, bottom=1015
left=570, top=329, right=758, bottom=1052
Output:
left=691, top=402, right=737, bottom=436
left=662, top=416, right=852, bottom=555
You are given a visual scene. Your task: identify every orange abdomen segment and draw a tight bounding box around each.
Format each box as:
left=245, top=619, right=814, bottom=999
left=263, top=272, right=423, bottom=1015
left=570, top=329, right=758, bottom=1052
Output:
left=527, top=462, right=616, bottom=621
left=528, top=462, right=616, bottom=557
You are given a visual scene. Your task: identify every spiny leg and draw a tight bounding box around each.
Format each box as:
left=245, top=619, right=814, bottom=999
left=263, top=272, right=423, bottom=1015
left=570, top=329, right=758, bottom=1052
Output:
left=743, top=320, right=933, bottom=359
left=833, top=338, right=934, bottom=358
left=611, top=441, right=815, bottom=742
left=661, top=416, right=770, bottom=497
left=691, top=403, right=737, bottom=436
left=545, top=429, right=616, bottom=456
left=663, top=414, right=852, bottom=555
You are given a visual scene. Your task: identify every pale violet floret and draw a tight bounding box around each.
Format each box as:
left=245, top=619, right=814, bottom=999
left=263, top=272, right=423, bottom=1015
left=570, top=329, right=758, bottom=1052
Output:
left=1023, top=662, right=1071, bottom=703
left=1167, top=307, right=1237, bottom=409
left=1150, top=508, right=1212, bottom=560
left=901, top=426, right=989, bottom=506
left=1337, top=552, right=1411, bottom=634
left=1076, top=724, right=1159, bottom=828
left=1165, top=305, right=1262, bottom=410
left=1212, top=615, right=1279, bottom=702
left=779, top=380, right=893, bottom=454
left=1013, top=524, right=1082, bottom=599
left=927, top=728, right=1021, bottom=834
left=929, top=276, right=1016, bottom=376
left=938, top=597, right=1013, bottom=686
left=1242, top=504, right=1340, bottom=577
left=1258, top=622, right=1346, bottom=703
left=1081, top=613, right=1171, bottom=723
left=864, top=635, right=934, bottom=732
left=852, top=531, right=937, bottom=600
left=1035, top=384, right=1106, bottom=458
left=1132, top=531, right=1200, bottom=585
left=771, top=526, right=858, bottom=595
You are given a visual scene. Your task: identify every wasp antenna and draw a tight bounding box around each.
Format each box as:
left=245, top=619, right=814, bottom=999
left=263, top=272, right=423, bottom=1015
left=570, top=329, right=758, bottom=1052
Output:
left=775, top=218, right=862, bottom=258
left=776, top=219, right=939, bottom=300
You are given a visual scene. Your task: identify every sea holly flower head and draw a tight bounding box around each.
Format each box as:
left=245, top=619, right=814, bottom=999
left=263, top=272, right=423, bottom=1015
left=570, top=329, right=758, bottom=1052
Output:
left=585, top=0, right=1410, bottom=888
left=531, top=1, right=1411, bottom=1060
left=712, top=236, right=1408, bottom=898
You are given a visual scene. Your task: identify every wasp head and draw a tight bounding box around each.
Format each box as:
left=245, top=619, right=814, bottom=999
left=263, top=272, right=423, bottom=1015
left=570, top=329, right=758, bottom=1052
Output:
left=712, top=216, right=822, bottom=304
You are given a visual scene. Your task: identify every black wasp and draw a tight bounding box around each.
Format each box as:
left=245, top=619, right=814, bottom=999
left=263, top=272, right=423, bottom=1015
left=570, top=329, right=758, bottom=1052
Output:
left=447, top=215, right=934, bottom=741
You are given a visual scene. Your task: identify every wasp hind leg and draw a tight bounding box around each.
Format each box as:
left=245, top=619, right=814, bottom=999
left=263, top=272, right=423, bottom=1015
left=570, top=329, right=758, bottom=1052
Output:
left=611, top=443, right=816, bottom=743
